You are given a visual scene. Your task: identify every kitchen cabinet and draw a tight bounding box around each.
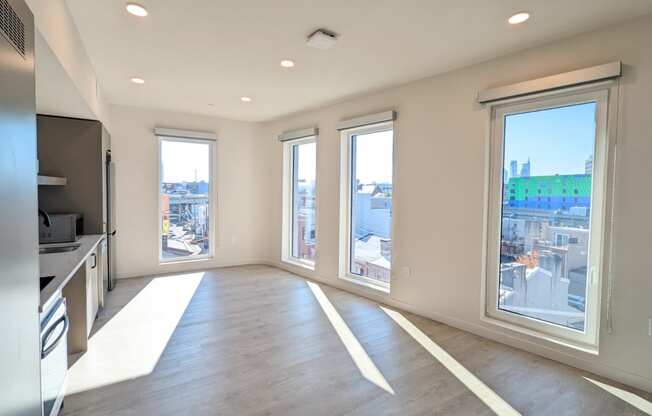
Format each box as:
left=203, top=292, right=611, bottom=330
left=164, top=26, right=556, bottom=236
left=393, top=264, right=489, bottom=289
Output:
left=85, top=245, right=100, bottom=337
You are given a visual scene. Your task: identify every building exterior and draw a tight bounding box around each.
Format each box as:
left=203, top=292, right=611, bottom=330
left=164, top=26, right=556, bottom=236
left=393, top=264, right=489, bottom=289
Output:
left=519, top=159, right=531, bottom=177
left=510, top=160, right=518, bottom=179
left=505, top=174, right=591, bottom=213
left=351, top=183, right=393, bottom=282
left=353, top=184, right=391, bottom=239
left=293, top=181, right=317, bottom=260
left=161, top=181, right=210, bottom=257
left=585, top=155, right=593, bottom=175
left=499, top=169, right=592, bottom=330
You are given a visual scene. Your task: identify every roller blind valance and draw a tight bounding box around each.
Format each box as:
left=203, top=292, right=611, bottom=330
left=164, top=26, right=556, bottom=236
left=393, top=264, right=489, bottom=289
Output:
left=277, top=127, right=319, bottom=142
left=337, top=110, right=396, bottom=131
left=477, top=61, right=622, bottom=104
left=154, top=127, right=217, bottom=141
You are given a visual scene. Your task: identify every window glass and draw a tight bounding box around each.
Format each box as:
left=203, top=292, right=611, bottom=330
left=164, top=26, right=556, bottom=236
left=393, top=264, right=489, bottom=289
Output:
left=291, top=141, right=317, bottom=262
left=498, top=102, right=597, bottom=331
left=349, top=129, right=393, bottom=284
left=160, top=139, right=211, bottom=261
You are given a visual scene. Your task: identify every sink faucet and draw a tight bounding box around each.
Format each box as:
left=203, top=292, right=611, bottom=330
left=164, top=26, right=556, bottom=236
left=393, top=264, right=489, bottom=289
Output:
left=38, top=209, right=51, bottom=228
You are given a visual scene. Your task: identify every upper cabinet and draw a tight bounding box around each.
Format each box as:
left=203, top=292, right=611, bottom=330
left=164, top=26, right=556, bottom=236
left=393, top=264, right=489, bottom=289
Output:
left=37, top=115, right=111, bottom=234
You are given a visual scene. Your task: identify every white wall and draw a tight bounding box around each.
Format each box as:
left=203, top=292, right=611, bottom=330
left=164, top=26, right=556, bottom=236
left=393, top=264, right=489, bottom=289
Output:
left=27, top=0, right=110, bottom=125
left=109, top=105, right=268, bottom=278
left=260, top=15, right=652, bottom=391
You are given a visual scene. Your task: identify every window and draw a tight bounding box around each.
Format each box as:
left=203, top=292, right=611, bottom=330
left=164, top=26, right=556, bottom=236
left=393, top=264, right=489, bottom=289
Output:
left=339, top=122, right=393, bottom=291
left=159, top=137, right=214, bottom=262
left=555, top=233, right=570, bottom=247
left=485, top=86, right=611, bottom=348
left=282, top=136, right=317, bottom=268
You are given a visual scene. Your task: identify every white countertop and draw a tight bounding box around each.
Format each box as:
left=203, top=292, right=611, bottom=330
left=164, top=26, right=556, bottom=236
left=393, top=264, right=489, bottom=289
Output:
left=39, top=234, right=105, bottom=311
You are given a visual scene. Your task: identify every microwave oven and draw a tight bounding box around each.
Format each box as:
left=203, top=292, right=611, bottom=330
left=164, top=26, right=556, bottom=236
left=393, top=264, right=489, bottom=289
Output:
left=39, top=213, right=83, bottom=244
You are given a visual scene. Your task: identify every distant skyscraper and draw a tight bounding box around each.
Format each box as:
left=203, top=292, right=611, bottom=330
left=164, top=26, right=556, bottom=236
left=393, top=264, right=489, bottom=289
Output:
left=520, top=159, right=531, bottom=177
left=585, top=155, right=593, bottom=175
left=510, top=160, right=518, bottom=179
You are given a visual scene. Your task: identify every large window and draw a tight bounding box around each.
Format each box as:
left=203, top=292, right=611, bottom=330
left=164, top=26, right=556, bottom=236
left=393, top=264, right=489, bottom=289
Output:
left=282, top=137, right=317, bottom=267
left=340, top=122, right=393, bottom=290
left=485, top=86, right=611, bottom=347
left=159, top=137, right=213, bottom=262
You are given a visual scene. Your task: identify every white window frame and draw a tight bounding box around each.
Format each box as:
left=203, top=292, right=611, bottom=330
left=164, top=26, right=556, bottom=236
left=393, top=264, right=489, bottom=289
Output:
left=483, top=83, right=614, bottom=350
left=158, top=136, right=216, bottom=264
left=338, top=121, right=394, bottom=293
left=281, top=136, right=317, bottom=270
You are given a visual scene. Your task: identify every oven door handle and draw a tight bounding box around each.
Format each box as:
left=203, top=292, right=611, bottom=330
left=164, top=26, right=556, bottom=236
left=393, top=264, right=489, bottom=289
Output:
left=41, top=314, right=69, bottom=359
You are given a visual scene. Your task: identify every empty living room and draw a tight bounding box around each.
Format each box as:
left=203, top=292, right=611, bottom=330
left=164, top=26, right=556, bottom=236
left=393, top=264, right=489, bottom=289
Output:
left=1, top=1, right=651, bottom=415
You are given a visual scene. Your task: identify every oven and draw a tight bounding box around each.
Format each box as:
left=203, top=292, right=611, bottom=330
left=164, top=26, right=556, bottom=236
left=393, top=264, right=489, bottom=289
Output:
left=40, top=296, right=69, bottom=416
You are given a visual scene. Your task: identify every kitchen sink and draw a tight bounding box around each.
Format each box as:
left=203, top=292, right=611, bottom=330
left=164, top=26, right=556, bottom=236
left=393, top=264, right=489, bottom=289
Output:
left=39, top=244, right=81, bottom=255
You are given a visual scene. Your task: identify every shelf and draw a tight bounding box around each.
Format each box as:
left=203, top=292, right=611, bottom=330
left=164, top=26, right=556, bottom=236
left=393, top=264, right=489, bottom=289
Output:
left=38, top=175, right=67, bottom=186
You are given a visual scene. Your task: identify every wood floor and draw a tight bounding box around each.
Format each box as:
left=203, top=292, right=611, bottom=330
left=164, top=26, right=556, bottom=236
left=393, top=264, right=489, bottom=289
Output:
left=62, top=265, right=651, bottom=416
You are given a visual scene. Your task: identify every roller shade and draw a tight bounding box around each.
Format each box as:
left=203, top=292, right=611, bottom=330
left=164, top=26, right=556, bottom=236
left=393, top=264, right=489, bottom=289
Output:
left=337, top=110, right=396, bottom=131
left=154, top=127, right=217, bottom=141
left=477, top=61, right=621, bottom=104
left=278, top=127, right=319, bottom=142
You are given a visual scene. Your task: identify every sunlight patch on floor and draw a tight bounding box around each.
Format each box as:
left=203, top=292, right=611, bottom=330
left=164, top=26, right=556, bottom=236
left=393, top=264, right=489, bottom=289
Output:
left=66, top=272, right=204, bottom=395
left=381, top=306, right=521, bottom=416
left=306, top=281, right=394, bottom=394
left=585, top=377, right=652, bottom=415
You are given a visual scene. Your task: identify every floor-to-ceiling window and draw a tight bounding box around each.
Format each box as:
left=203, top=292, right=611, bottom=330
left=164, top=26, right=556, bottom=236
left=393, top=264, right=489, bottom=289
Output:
left=158, top=136, right=213, bottom=262
left=340, top=120, right=394, bottom=291
left=485, top=86, right=611, bottom=347
left=282, top=135, right=317, bottom=268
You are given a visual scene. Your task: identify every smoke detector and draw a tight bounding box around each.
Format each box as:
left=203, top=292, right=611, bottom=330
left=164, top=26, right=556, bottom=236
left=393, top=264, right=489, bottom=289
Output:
left=306, top=29, right=338, bottom=50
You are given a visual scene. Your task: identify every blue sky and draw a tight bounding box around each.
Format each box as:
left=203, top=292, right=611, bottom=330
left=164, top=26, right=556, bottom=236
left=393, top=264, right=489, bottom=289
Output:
left=296, top=129, right=393, bottom=184
left=503, top=102, right=596, bottom=177
left=296, top=141, right=316, bottom=182
left=161, top=140, right=210, bottom=183
left=354, top=130, right=393, bottom=184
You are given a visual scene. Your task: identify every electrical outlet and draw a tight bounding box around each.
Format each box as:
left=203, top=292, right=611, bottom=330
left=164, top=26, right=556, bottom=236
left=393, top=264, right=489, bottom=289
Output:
left=648, top=318, right=652, bottom=337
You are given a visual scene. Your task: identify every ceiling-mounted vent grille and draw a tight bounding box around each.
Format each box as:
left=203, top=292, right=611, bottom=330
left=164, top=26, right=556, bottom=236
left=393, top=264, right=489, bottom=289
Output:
left=0, top=0, right=25, bottom=57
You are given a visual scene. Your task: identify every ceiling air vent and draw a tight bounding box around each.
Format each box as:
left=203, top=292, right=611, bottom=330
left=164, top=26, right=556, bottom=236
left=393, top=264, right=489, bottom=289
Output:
left=0, top=0, right=25, bottom=57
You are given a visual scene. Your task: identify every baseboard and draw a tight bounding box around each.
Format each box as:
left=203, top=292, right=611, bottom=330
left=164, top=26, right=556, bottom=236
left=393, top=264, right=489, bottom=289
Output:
left=116, top=258, right=270, bottom=280
left=267, top=260, right=652, bottom=393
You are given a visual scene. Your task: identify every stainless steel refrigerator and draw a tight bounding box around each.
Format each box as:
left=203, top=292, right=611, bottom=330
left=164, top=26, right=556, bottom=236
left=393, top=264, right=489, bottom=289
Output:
left=106, top=149, right=117, bottom=291
left=0, top=0, right=43, bottom=414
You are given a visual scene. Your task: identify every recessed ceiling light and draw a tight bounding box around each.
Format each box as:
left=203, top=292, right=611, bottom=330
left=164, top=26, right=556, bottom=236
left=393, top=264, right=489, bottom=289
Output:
left=126, top=3, right=148, bottom=17
left=508, top=12, right=530, bottom=25
left=240, top=96, right=252, bottom=102
left=280, top=59, right=295, bottom=68
left=130, top=77, right=145, bottom=84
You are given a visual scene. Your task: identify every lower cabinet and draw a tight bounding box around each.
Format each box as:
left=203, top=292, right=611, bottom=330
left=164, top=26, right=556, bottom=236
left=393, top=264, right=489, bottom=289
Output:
left=85, top=245, right=100, bottom=337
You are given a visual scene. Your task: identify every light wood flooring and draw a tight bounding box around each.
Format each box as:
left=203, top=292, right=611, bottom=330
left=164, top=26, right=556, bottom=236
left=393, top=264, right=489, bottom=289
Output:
left=61, top=265, right=652, bottom=415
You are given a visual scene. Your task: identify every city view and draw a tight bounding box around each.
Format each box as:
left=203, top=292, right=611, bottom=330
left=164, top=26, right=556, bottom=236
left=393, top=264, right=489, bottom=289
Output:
left=291, top=141, right=317, bottom=262
left=498, top=102, right=597, bottom=331
left=160, top=140, right=211, bottom=260
left=350, top=129, right=393, bottom=283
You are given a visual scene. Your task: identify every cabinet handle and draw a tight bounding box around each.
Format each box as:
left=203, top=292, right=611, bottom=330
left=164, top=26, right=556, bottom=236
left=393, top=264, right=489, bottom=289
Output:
left=91, top=253, right=97, bottom=269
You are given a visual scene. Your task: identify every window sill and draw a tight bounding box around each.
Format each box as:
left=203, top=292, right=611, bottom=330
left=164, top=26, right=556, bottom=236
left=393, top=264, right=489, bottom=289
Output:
left=159, top=255, right=213, bottom=266
left=339, top=274, right=390, bottom=294
left=282, top=258, right=315, bottom=271
left=480, top=314, right=599, bottom=355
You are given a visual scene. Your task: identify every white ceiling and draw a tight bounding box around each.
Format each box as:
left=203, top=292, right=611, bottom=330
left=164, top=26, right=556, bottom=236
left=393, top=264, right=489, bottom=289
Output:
left=65, top=0, right=652, bottom=122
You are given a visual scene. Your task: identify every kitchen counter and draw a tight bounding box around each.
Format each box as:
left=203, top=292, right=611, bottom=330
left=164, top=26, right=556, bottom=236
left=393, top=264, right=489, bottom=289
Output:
left=39, top=234, right=105, bottom=311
